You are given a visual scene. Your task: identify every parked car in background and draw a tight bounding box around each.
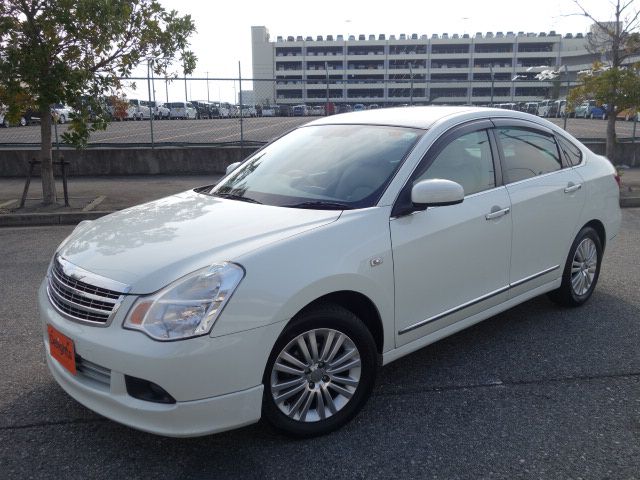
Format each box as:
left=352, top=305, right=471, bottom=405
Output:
left=214, top=102, right=232, bottom=118
left=574, top=100, right=598, bottom=118
left=309, top=105, right=325, bottom=116
left=191, top=101, right=215, bottom=119
left=548, top=100, right=566, bottom=118
left=148, top=101, right=170, bottom=120
left=278, top=105, right=291, bottom=117
left=0, top=106, right=10, bottom=127
left=589, top=104, right=608, bottom=120
left=106, top=96, right=129, bottom=121
left=261, top=105, right=277, bottom=117
left=127, top=99, right=151, bottom=120
left=51, top=104, right=75, bottom=124
left=293, top=104, right=309, bottom=116
left=525, top=102, right=539, bottom=115
left=40, top=107, right=621, bottom=439
left=537, top=99, right=553, bottom=117
left=353, top=103, right=366, bottom=112
left=616, top=107, right=637, bottom=121
left=168, top=102, right=197, bottom=119
left=238, top=104, right=257, bottom=117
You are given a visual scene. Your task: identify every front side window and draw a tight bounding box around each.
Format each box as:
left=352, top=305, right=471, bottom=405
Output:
left=496, top=127, right=561, bottom=183
left=417, top=130, right=496, bottom=196
left=210, top=124, right=422, bottom=209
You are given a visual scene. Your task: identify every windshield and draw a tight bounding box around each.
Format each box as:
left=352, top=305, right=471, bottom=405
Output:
left=210, top=124, right=422, bottom=209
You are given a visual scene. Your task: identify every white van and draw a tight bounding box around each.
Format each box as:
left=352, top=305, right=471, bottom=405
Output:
left=167, top=102, right=197, bottom=119
left=537, top=100, right=553, bottom=117
left=127, top=99, right=151, bottom=120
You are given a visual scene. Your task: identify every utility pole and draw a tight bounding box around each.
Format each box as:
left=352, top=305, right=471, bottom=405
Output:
left=206, top=71, right=210, bottom=103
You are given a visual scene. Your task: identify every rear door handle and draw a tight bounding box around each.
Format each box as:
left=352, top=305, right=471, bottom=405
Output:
left=485, top=207, right=510, bottom=220
left=564, top=183, right=582, bottom=194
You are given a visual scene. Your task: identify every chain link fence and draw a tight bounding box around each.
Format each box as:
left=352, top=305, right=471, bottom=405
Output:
left=1, top=75, right=639, bottom=148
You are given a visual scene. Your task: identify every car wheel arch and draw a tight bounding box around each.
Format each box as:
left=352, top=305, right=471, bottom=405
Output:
left=276, top=289, right=385, bottom=357
left=581, top=219, right=606, bottom=252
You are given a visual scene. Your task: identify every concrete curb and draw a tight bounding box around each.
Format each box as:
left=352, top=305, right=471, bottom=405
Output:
left=620, top=196, right=640, bottom=208
left=0, top=210, right=112, bottom=227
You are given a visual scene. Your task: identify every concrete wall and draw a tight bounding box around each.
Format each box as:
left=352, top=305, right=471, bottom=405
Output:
left=0, top=141, right=637, bottom=178
left=0, top=146, right=260, bottom=177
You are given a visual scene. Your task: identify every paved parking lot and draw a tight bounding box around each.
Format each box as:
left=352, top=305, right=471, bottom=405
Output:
left=0, top=115, right=638, bottom=146
left=0, top=209, right=638, bottom=479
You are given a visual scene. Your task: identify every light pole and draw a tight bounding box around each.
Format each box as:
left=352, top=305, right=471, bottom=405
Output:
left=206, top=71, right=210, bottom=103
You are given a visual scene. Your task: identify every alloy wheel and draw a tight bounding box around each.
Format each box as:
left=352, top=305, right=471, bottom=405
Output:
left=571, top=237, right=598, bottom=296
left=270, top=328, right=362, bottom=423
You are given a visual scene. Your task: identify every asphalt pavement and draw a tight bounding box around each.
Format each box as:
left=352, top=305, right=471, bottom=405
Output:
left=0, top=209, right=639, bottom=479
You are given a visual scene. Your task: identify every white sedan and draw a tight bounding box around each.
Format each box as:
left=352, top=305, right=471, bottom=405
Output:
left=39, top=107, right=621, bottom=438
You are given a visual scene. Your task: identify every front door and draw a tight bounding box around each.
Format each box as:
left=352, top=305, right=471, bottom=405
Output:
left=391, top=125, right=512, bottom=346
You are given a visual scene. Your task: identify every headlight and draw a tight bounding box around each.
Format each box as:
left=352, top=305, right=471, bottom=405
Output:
left=123, top=262, right=245, bottom=341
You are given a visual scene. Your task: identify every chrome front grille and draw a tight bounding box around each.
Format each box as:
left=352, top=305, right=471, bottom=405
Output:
left=47, top=255, right=130, bottom=325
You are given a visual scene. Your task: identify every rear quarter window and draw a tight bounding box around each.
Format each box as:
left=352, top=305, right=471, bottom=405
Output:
left=556, top=136, right=583, bottom=166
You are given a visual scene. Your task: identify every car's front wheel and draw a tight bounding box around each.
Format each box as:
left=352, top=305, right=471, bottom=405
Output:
left=549, top=226, right=602, bottom=307
left=263, top=303, right=377, bottom=437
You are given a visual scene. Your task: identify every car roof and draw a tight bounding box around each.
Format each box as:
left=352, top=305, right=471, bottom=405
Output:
left=306, top=106, right=554, bottom=130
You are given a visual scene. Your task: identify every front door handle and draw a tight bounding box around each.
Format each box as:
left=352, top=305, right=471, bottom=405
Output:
left=564, top=183, right=582, bottom=194
left=485, top=207, right=510, bottom=220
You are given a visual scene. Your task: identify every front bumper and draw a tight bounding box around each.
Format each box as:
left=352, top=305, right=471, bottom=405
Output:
left=38, top=281, right=285, bottom=437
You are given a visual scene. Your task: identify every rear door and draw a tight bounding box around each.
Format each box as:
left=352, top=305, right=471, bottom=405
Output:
left=492, top=120, right=586, bottom=297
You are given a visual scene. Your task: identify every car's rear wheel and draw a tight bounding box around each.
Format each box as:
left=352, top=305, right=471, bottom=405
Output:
left=548, top=226, right=602, bottom=307
left=263, top=303, right=377, bottom=437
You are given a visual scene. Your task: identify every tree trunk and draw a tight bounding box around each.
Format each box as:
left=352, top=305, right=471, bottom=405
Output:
left=40, top=109, right=57, bottom=204
left=605, top=107, right=617, bottom=162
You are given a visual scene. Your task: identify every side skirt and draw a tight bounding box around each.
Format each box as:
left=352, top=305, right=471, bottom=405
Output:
left=381, top=278, right=561, bottom=366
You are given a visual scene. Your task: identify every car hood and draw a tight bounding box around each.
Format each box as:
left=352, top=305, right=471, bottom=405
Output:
left=57, top=189, right=340, bottom=293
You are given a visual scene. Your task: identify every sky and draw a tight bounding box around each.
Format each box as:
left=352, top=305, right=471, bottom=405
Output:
left=126, top=0, right=623, bottom=103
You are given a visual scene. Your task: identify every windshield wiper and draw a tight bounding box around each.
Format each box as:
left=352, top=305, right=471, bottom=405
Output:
left=213, top=192, right=262, bottom=204
left=283, top=201, right=353, bottom=210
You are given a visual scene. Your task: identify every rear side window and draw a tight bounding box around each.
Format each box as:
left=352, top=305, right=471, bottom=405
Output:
left=496, top=127, right=561, bottom=183
left=556, top=136, right=583, bottom=166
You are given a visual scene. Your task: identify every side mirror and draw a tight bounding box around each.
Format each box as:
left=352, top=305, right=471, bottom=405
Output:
left=411, top=179, right=464, bottom=208
left=226, top=162, right=241, bottom=175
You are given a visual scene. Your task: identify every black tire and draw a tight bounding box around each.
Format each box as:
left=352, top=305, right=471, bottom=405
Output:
left=548, top=226, right=602, bottom=307
left=262, top=303, right=377, bottom=438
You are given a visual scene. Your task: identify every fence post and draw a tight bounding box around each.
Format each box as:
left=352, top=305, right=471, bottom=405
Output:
left=147, top=60, right=155, bottom=149
left=239, top=61, right=244, bottom=151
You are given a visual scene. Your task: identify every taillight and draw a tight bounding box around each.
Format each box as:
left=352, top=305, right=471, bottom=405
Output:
left=614, top=174, right=621, bottom=187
